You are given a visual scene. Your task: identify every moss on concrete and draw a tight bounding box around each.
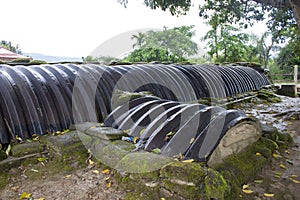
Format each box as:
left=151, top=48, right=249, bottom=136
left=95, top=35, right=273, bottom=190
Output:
left=11, top=142, right=45, bottom=157
left=203, top=168, right=229, bottom=200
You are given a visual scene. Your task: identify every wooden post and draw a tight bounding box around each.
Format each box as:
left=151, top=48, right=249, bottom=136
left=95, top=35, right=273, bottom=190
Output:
left=295, top=65, right=298, bottom=96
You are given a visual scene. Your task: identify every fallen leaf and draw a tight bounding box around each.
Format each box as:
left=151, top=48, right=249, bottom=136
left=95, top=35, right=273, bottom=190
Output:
left=264, top=193, right=274, bottom=197
left=255, top=152, right=262, bottom=156
left=279, top=164, right=286, bottom=169
left=290, top=174, right=298, bottom=178
left=242, top=184, right=249, bottom=189
left=242, top=189, right=254, bottom=194
left=254, top=180, right=263, bottom=184
left=31, top=169, right=39, bottom=173
left=88, top=159, right=95, bottom=166
left=272, top=153, right=282, bottom=159
left=90, top=126, right=97, bottom=129
left=37, top=157, right=47, bottom=162
left=160, top=198, right=166, bottom=200
left=105, top=176, right=110, bottom=181
left=140, top=129, right=145, bottom=136
left=182, top=159, right=194, bottom=163
left=35, top=198, right=45, bottom=200
left=102, top=169, right=110, bottom=175
left=19, top=192, right=31, bottom=199
left=290, top=178, right=300, bottom=184
left=286, top=159, right=293, bottom=165
left=189, top=137, right=195, bottom=144
left=106, top=181, right=111, bottom=188
left=65, top=175, right=72, bottom=178
left=92, top=170, right=99, bottom=174
left=285, top=150, right=290, bottom=154
left=5, top=144, right=11, bottom=156
left=123, top=129, right=130, bottom=134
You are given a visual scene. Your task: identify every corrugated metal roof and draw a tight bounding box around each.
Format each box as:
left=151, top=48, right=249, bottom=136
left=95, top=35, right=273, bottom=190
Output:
left=0, top=47, right=30, bottom=61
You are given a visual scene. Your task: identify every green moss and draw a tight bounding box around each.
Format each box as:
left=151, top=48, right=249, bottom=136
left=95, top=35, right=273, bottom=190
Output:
left=11, top=142, right=45, bottom=157
left=203, top=169, right=229, bottom=200
left=0, top=150, right=7, bottom=161
left=116, top=152, right=173, bottom=174
left=257, top=89, right=281, bottom=103
left=29, top=60, right=47, bottom=65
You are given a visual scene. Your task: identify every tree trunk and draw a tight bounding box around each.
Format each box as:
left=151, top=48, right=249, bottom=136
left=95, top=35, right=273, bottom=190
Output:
left=291, top=0, right=300, bottom=29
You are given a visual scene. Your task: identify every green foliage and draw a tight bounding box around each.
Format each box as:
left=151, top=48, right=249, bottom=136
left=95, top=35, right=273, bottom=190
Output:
left=276, top=27, right=300, bottom=74
left=83, top=55, right=120, bottom=64
left=124, top=47, right=184, bottom=63
left=203, top=23, right=258, bottom=63
left=125, top=26, right=198, bottom=63
left=118, top=0, right=191, bottom=15
left=10, top=58, right=31, bottom=63
left=29, top=60, right=48, bottom=65
left=0, top=40, right=22, bottom=54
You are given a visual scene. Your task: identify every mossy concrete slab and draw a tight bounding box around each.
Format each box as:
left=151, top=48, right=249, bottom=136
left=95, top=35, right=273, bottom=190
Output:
left=11, top=142, right=45, bottom=157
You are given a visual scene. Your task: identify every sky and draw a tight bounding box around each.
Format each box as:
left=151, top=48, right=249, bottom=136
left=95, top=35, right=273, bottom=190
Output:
left=0, top=0, right=267, bottom=58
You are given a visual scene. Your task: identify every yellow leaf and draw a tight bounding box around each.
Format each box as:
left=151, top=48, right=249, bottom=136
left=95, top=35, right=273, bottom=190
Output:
left=255, top=152, right=262, bottom=156
left=182, top=159, right=194, bottom=163
left=92, top=170, right=99, bottom=174
left=272, top=153, right=282, bottom=159
left=264, top=193, right=274, bottom=197
left=242, top=189, right=254, bottom=194
left=105, top=176, right=110, bottom=181
left=31, top=169, right=39, bottom=173
left=37, top=157, right=47, bottom=162
left=290, top=174, right=298, bottom=178
left=106, top=181, right=111, bottom=188
left=19, top=192, right=31, bottom=199
left=285, top=150, right=290, bottom=154
left=65, top=175, right=72, bottom=178
left=290, top=178, right=300, bottom=184
left=102, top=169, right=110, bottom=175
left=242, top=184, right=249, bottom=189
left=189, top=137, right=195, bottom=144
left=90, top=126, right=97, bottom=129
left=140, top=129, right=145, bottom=136
left=123, top=129, right=130, bottom=134
left=5, top=144, right=11, bottom=156
left=88, top=159, right=95, bottom=166
left=160, top=198, right=166, bottom=200
left=254, top=180, right=263, bottom=184
left=279, top=164, right=286, bottom=169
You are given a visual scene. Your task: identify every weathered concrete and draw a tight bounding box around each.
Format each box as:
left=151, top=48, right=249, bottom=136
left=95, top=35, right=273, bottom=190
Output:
left=208, top=120, right=262, bottom=166
left=277, top=84, right=297, bottom=97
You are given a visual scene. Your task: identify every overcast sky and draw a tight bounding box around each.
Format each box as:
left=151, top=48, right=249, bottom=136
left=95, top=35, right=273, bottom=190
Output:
left=0, top=0, right=267, bottom=57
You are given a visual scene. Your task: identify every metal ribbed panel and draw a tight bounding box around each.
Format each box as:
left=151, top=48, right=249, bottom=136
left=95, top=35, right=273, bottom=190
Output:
left=0, top=64, right=269, bottom=144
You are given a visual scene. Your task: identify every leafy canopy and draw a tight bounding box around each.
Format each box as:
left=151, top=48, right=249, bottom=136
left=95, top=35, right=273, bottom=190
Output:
left=124, top=26, right=198, bottom=63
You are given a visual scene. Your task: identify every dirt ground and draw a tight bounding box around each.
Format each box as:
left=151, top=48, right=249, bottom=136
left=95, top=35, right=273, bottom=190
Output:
left=0, top=95, right=299, bottom=200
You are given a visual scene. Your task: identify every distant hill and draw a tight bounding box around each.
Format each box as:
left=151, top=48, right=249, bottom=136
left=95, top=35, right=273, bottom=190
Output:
left=24, top=53, right=82, bottom=63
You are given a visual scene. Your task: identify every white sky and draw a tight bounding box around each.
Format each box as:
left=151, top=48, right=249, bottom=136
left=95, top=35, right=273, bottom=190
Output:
left=0, top=0, right=267, bottom=57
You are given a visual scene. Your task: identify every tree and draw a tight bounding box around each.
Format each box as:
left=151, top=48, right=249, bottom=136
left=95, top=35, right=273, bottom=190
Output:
left=203, top=21, right=258, bottom=63
left=0, top=40, right=22, bottom=54
left=118, top=0, right=300, bottom=29
left=131, top=32, right=146, bottom=48
left=127, top=26, right=198, bottom=62
left=276, top=27, right=300, bottom=74
left=124, top=47, right=182, bottom=62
